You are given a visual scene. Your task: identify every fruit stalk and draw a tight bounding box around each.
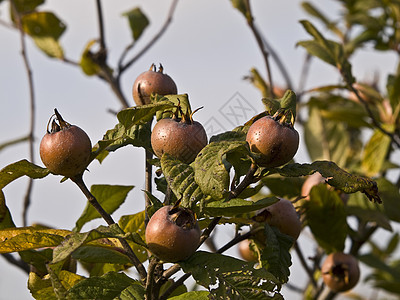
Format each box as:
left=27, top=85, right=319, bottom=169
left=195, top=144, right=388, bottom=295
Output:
left=70, top=174, right=147, bottom=281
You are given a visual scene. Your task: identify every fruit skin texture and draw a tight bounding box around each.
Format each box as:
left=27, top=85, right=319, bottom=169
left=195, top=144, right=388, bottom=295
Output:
left=132, top=69, right=177, bottom=106
left=151, top=118, right=208, bottom=164
left=246, top=116, right=299, bottom=168
left=322, top=252, right=360, bottom=292
left=238, top=239, right=257, bottom=262
left=264, top=198, right=301, bottom=240
left=40, top=125, right=92, bottom=177
left=145, top=205, right=201, bottom=262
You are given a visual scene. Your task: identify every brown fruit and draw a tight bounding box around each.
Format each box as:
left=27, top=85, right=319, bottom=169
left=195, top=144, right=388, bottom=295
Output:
left=40, top=110, right=91, bottom=178
left=246, top=116, right=299, bottom=168
left=151, top=116, right=207, bottom=164
left=321, top=252, right=360, bottom=292
left=132, top=64, right=177, bottom=106
left=238, top=239, right=257, bottom=262
left=262, top=198, right=301, bottom=240
left=145, top=205, right=201, bottom=262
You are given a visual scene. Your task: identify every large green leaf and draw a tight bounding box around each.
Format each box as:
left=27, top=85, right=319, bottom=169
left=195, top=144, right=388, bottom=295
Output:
left=270, top=160, right=381, bottom=203
left=193, top=141, right=249, bottom=200
left=118, top=282, right=146, bottom=300
left=123, top=7, right=149, bottom=41
left=203, top=197, right=278, bottom=217
left=74, top=185, right=134, bottom=232
left=0, top=227, right=70, bottom=253
left=160, top=154, right=205, bottom=208
left=169, top=291, right=210, bottom=300
left=180, top=251, right=282, bottom=299
left=304, top=184, right=347, bottom=253
left=21, top=11, right=65, bottom=58
left=71, top=245, right=131, bottom=265
left=258, top=225, right=293, bottom=284
left=66, top=271, right=136, bottom=300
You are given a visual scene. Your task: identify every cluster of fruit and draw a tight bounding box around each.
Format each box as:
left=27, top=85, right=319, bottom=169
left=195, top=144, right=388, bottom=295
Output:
left=38, top=64, right=359, bottom=294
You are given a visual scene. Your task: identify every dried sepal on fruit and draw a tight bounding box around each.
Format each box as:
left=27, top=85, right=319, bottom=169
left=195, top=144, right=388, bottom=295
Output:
left=39, top=109, right=92, bottom=178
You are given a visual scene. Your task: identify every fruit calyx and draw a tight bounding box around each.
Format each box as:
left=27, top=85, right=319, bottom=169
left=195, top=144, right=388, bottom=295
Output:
left=168, top=201, right=198, bottom=231
left=271, top=108, right=295, bottom=128
left=47, top=109, right=71, bottom=134
left=171, top=100, right=203, bottom=125
left=323, top=263, right=351, bottom=284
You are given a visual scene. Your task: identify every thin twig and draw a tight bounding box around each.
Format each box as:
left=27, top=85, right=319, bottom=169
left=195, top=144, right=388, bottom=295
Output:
left=9, top=0, right=36, bottom=227
left=70, top=174, right=147, bottom=281
left=119, top=0, right=179, bottom=74
left=96, top=0, right=106, bottom=51
left=243, top=0, right=275, bottom=98
left=145, top=258, right=159, bottom=300
left=294, top=241, right=318, bottom=289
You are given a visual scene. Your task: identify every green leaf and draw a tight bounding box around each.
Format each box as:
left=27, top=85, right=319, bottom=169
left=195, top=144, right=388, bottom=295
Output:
left=193, top=141, right=249, bottom=200
left=377, top=178, right=400, bottom=223
left=261, top=176, right=304, bottom=199
left=118, top=211, right=148, bottom=262
left=20, top=248, right=53, bottom=276
left=117, top=282, right=146, bottom=300
left=66, top=272, right=135, bottom=300
left=230, top=0, right=250, bottom=20
left=71, top=245, right=131, bottom=265
left=279, top=90, right=297, bottom=121
left=79, top=40, right=102, bottom=76
left=0, top=227, right=70, bottom=253
left=169, top=291, right=210, bottom=300
left=304, top=184, right=347, bottom=253
left=258, top=225, right=293, bottom=284
left=28, top=271, right=57, bottom=300
left=180, top=251, right=282, bottom=299
left=362, top=129, right=392, bottom=176
left=203, top=197, right=278, bottom=217
left=74, top=185, right=134, bottom=232
left=271, top=160, right=381, bottom=203
left=160, top=154, right=205, bottom=208
left=117, top=101, right=175, bottom=129
left=123, top=7, right=149, bottom=41
left=21, top=11, right=65, bottom=58
left=12, top=0, right=44, bottom=14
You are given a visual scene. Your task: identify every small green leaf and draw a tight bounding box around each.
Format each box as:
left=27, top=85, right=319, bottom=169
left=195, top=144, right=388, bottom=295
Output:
left=21, top=11, right=66, bottom=58
left=169, top=291, right=210, bottom=300
left=180, top=251, right=282, bottom=299
left=160, top=154, right=205, bottom=208
left=297, top=40, right=336, bottom=66
left=279, top=90, right=297, bottom=121
left=74, top=185, right=134, bottom=232
left=304, top=184, right=347, bottom=253
left=203, top=197, right=278, bottom=217
left=123, top=7, right=149, bottom=41
left=362, top=129, right=392, bottom=176
left=230, top=0, right=249, bottom=20
left=79, top=40, right=101, bottom=76
left=193, top=141, right=249, bottom=200
left=66, top=272, right=135, bottom=300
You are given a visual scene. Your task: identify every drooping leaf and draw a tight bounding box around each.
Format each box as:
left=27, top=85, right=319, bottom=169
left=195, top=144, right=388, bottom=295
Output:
left=203, top=197, right=278, bottom=217
left=270, top=160, right=381, bottom=203
left=123, top=7, right=149, bottom=41
left=66, top=271, right=136, bottom=300
left=304, top=184, right=347, bottom=253
left=0, top=227, right=70, bottom=253
left=180, top=251, right=282, bottom=299
left=362, top=128, right=392, bottom=176
left=21, top=11, right=65, bottom=58
left=193, top=141, right=249, bottom=200
left=74, top=185, right=134, bottom=232
left=169, top=291, right=210, bottom=300
left=160, top=154, right=205, bottom=208
left=258, top=225, right=293, bottom=284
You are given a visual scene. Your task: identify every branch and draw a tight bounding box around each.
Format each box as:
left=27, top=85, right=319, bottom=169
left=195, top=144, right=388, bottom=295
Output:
left=1, top=253, right=30, bottom=274
left=96, top=0, right=106, bottom=51
left=9, top=0, right=36, bottom=227
left=119, top=0, right=179, bottom=74
left=70, top=174, right=147, bottom=281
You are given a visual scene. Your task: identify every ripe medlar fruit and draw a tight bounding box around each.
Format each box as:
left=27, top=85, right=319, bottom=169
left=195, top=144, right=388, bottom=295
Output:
left=246, top=114, right=299, bottom=168
left=151, top=108, right=208, bottom=164
left=145, top=205, right=201, bottom=262
left=255, top=198, right=301, bottom=241
left=321, top=252, right=360, bottom=292
left=132, top=63, right=177, bottom=106
left=238, top=239, right=257, bottom=262
left=40, top=109, right=92, bottom=178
